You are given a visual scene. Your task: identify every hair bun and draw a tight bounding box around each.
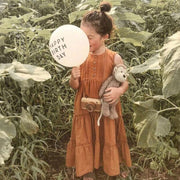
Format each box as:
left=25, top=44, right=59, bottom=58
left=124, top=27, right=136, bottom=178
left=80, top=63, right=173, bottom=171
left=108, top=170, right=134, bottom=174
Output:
left=100, top=2, right=111, bottom=13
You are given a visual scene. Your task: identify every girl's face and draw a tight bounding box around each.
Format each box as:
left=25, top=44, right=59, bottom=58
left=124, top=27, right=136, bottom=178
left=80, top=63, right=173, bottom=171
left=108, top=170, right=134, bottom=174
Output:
left=80, top=22, right=108, bottom=54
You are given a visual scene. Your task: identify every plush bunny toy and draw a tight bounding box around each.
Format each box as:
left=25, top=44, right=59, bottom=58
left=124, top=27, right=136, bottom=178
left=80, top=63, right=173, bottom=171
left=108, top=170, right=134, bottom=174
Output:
left=97, top=64, right=128, bottom=125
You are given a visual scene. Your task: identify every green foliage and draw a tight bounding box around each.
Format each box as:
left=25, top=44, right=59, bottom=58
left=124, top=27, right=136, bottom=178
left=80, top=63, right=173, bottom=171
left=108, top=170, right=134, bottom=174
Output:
left=133, top=99, right=171, bottom=147
left=160, top=32, right=180, bottom=98
left=0, top=114, right=16, bottom=165
left=0, top=0, right=180, bottom=179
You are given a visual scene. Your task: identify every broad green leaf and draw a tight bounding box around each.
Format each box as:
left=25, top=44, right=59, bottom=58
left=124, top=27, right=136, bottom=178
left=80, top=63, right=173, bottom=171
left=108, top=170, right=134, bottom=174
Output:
left=0, top=16, right=22, bottom=29
left=0, top=114, right=16, bottom=165
left=155, top=115, right=171, bottom=137
left=160, top=32, right=180, bottom=66
left=150, top=0, right=169, bottom=8
left=160, top=31, right=180, bottom=98
left=117, top=27, right=152, bottom=47
left=106, top=0, right=122, bottom=6
left=121, top=0, right=137, bottom=8
left=68, top=10, right=87, bottom=23
left=130, top=53, right=161, bottom=73
left=162, top=55, right=180, bottom=98
left=76, top=0, right=98, bottom=10
left=0, top=114, right=16, bottom=138
left=133, top=99, right=154, bottom=124
left=0, top=61, right=51, bottom=91
left=0, top=15, right=31, bottom=34
left=20, top=108, right=39, bottom=135
left=0, top=61, right=51, bottom=82
left=133, top=100, right=171, bottom=147
left=137, top=111, right=159, bottom=147
left=20, top=12, right=34, bottom=23
left=116, top=12, right=145, bottom=23
left=0, top=63, right=12, bottom=75
left=26, top=27, right=53, bottom=40
left=0, top=131, right=14, bottom=165
left=36, top=29, right=51, bottom=40
left=31, top=13, right=59, bottom=25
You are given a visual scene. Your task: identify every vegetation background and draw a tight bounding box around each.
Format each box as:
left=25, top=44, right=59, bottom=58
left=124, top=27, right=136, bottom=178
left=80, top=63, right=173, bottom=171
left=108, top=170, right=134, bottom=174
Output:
left=0, top=0, right=179, bottom=179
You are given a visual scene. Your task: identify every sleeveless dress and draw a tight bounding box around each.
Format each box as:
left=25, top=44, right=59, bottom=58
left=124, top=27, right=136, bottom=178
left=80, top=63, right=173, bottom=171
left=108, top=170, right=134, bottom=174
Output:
left=66, top=48, right=131, bottom=177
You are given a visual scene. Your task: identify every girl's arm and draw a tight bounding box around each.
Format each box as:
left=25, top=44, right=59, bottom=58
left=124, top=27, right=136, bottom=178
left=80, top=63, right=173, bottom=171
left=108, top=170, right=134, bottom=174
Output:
left=69, top=67, right=80, bottom=89
left=114, top=53, right=129, bottom=93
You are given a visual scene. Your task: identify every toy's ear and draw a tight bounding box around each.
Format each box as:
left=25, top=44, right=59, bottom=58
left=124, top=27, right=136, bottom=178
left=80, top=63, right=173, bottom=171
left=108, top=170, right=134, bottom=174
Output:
left=113, top=65, right=118, bottom=73
left=116, top=64, right=127, bottom=70
left=113, top=64, right=127, bottom=74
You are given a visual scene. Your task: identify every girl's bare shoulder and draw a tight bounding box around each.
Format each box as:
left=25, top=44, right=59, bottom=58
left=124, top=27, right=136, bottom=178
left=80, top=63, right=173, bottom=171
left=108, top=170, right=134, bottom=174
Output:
left=114, top=53, right=123, bottom=65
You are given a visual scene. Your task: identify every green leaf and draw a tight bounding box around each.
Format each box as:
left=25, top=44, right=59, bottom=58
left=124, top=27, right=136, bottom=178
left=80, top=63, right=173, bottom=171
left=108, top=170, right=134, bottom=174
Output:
left=0, top=16, right=22, bottom=29
left=106, top=0, right=122, bottom=6
left=133, top=99, right=154, bottom=124
left=0, top=61, right=51, bottom=90
left=0, top=114, right=16, bottom=139
left=76, top=0, right=98, bottom=10
left=31, top=13, right=59, bottom=25
left=20, top=12, right=34, bottom=23
left=0, top=114, right=16, bottom=165
left=150, top=0, right=169, bottom=8
left=133, top=100, right=171, bottom=147
left=136, top=111, right=159, bottom=147
left=36, top=29, right=51, bottom=40
left=117, top=27, right=152, bottom=47
left=0, top=61, right=51, bottom=82
left=121, top=0, right=137, bottom=8
left=20, top=108, right=39, bottom=135
left=155, top=115, right=171, bottom=137
left=160, top=31, right=180, bottom=98
left=0, top=131, right=14, bottom=165
left=68, top=10, right=87, bottom=23
left=116, top=12, right=145, bottom=23
left=130, top=53, right=161, bottom=73
left=0, top=63, right=12, bottom=75
left=0, top=15, right=31, bottom=34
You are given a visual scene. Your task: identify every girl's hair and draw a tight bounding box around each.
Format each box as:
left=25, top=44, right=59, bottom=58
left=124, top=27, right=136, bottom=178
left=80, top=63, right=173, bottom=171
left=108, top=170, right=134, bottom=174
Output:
left=82, top=2, right=113, bottom=38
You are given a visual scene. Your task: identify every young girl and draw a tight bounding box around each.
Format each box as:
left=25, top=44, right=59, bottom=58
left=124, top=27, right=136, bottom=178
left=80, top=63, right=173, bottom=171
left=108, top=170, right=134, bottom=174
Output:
left=66, top=2, right=131, bottom=180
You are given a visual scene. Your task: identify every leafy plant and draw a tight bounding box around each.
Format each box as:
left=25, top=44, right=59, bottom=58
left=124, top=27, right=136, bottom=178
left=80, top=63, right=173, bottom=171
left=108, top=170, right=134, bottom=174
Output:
left=0, top=0, right=180, bottom=179
left=0, top=114, right=16, bottom=165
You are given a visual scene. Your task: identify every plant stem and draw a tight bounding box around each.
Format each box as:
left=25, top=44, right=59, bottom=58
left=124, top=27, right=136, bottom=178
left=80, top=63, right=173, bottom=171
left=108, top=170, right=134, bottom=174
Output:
left=159, top=107, right=180, bottom=113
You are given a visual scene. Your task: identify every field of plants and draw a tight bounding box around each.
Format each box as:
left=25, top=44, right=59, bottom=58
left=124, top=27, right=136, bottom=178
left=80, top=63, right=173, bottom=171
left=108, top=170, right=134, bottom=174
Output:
left=0, top=0, right=180, bottom=179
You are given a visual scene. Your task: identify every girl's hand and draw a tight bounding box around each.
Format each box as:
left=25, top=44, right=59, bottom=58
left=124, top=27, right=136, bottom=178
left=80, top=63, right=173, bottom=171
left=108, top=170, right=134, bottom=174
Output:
left=69, top=67, right=80, bottom=89
left=103, top=87, right=123, bottom=104
left=71, top=67, right=80, bottom=80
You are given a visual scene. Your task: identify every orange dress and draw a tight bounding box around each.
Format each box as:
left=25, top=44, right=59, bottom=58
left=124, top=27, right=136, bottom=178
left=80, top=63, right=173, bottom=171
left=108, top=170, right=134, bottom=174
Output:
left=66, top=49, right=131, bottom=177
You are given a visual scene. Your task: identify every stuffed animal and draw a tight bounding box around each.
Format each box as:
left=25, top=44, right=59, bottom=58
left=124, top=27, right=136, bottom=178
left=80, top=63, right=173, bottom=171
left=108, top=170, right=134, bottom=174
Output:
left=97, top=64, right=128, bottom=125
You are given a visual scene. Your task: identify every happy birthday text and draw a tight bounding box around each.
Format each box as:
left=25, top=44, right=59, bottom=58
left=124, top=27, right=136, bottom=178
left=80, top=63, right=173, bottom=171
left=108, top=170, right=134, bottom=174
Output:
left=49, top=37, right=67, bottom=60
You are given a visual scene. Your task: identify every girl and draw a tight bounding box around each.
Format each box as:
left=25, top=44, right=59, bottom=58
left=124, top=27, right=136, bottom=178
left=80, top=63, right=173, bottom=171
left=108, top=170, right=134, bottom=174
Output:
left=66, top=2, right=131, bottom=180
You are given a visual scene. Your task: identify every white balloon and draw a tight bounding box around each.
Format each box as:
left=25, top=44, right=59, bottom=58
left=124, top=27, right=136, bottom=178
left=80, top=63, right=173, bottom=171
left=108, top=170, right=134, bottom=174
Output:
left=49, top=24, right=89, bottom=67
